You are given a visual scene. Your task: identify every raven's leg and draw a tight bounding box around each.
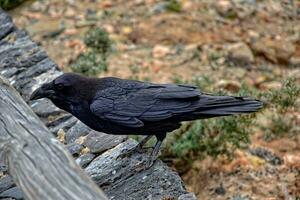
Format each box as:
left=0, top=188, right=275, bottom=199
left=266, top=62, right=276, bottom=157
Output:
left=118, top=135, right=154, bottom=158
left=145, top=134, right=166, bottom=168
left=134, top=135, right=153, bottom=153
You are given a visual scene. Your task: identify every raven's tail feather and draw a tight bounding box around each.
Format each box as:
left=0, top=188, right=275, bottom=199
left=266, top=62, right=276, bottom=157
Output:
left=193, top=94, right=263, bottom=118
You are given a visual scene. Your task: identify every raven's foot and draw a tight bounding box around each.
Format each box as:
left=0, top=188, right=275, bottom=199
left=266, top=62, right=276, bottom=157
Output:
left=142, top=139, right=163, bottom=169
left=117, top=135, right=154, bottom=159
left=145, top=156, right=157, bottom=169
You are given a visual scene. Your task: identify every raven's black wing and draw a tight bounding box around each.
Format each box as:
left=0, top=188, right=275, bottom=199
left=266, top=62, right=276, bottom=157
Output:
left=89, top=81, right=201, bottom=128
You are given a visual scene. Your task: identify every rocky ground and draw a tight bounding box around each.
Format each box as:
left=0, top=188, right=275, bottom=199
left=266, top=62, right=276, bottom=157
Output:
left=6, top=0, right=300, bottom=199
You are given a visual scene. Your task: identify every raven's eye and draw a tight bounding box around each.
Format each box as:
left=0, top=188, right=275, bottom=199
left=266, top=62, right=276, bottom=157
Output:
left=56, top=83, right=64, bottom=90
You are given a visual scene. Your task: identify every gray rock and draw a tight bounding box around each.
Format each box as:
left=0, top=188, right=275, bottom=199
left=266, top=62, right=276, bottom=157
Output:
left=0, top=175, right=14, bottom=193
left=151, top=2, right=169, bottom=14
left=214, top=184, right=226, bottom=195
left=250, top=37, right=295, bottom=64
left=0, top=30, right=45, bottom=71
left=30, top=99, right=62, bottom=118
left=0, top=12, right=15, bottom=40
left=86, top=139, right=187, bottom=200
left=48, top=116, right=77, bottom=135
left=0, top=187, right=23, bottom=200
left=249, top=147, right=283, bottom=165
left=228, top=42, right=254, bottom=66
left=0, top=67, right=19, bottom=78
left=178, top=193, right=197, bottom=200
left=231, top=194, right=251, bottom=200
left=65, top=121, right=91, bottom=144
left=83, top=131, right=127, bottom=153
left=66, top=143, right=84, bottom=155
left=0, top=162, right=7, bottom=172
left=76, top=153, right=95, bottom=168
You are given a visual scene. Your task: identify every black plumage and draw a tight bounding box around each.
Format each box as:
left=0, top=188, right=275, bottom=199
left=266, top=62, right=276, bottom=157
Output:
left=30, top=73, right=263, bottom=167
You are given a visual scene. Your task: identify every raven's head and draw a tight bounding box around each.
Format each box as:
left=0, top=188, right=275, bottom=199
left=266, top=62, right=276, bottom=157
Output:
left=30, top=73, right=94, bottom=105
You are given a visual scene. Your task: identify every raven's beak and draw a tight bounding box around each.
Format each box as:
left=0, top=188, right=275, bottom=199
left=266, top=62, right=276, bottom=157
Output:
left=30, top=83, right=55, bottom=101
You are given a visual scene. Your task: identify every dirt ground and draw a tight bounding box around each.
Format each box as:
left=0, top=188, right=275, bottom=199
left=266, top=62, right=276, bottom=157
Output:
left=9, top=0, right=300, bottom=199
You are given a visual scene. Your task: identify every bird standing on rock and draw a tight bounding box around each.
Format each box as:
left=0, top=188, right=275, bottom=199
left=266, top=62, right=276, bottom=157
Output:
left=30, top=73, right=263, bottom=168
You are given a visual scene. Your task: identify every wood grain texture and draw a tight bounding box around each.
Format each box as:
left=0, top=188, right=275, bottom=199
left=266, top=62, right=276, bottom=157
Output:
left=0, top=76, right=107, bottom=200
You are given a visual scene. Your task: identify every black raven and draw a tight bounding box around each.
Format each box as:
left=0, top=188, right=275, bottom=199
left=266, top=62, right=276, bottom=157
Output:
left=30, top=73, right=263, bottom=167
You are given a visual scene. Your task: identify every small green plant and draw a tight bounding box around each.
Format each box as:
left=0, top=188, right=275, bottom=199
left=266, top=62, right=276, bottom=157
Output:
left=166, top=0, right=181, bottom=13
left=262, top=114, right=298, bottom=141
left=71, top=27, right=112, bottom=76
left=0, top=0, right=25, bottom=10
left=71, top=51, right=108, bottom=76
left=169, top=114, right=255, bottom=160
left=259, top=78, right=300, bottom=140
left=84, top=27, right=112, bottom=61
left=264, top=78, right=300, bottom=112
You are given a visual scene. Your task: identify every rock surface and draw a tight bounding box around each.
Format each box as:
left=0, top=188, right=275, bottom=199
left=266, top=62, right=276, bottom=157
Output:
left=86, top=139, right=188, bottom=200
left=83, top=131, right=127, bottom=153
left=0, top=176, right=14, bottom=193
left=0, top=9, right=194, bottom=200
left=65, top=121, right=91, bottom=144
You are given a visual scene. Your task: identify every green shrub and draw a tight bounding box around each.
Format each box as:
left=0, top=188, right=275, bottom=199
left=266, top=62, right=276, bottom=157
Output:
left=169, top=114, right=255, bottom=160
left=166, top=0, right=181, bottom=13
left=0, top=0, right=25, bottom=10
left=71, top=51, right=108, bottom=76
left=71, top=27, right=112, bottom=76
left=264, top=78, right=300, bottom=112
left=84, top=27, right=112, bottom=61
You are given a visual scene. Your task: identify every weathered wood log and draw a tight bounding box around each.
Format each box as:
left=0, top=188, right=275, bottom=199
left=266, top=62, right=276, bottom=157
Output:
left=0, top=76, right=108, bottom=200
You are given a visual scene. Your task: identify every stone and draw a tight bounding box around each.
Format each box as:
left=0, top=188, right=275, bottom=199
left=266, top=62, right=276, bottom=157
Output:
left=0, top=162, right=7, bottom=172
left=228, top=42, right=254, bottom=66
left=250, top=37, right=295, bottom=64
left=48, top=116, right=77, bottom=135
left=0, top=187, right=23, bottom=200
left=0, top=12, right=15, bottom=40
left=83, top=131, right=127, bottom=154
left=86, top=139, right=188, bottom=199
left=150, top=2, right=169, bottom=14
left=26, top=20, right=64, bottom=38
left=215, top=0, right=234, bottom=17
left=30, top=99, right=62, bottom=118
left=0, top=176, right=14, bottom=193
left=66, top=143, right=84, bottom=155
left=290, top=56, right=300, bottom=67
left=178, top=193, right=197, bottom=200
left=231, top=194, right=251, bottom=200
left=215, top=80, right=241, bottom=92
left=76, top=153, right=96, bottom=168
left=249, top=147, right=283, bottom=165
left=152, top=45, right=171, bottom=58
left=65, top=121, right=91, bottom=144
left=215, top=184, right=226, bottom=195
